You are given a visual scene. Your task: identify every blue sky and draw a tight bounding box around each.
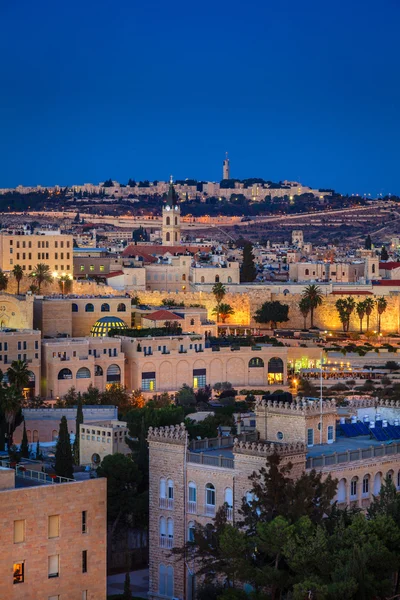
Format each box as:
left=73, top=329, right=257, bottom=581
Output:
left=0, top=0, right=399, bottom=195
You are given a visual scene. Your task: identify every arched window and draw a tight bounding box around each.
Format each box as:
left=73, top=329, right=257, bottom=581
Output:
left=26, top=429, right=32, bottom=443
left=52, top=430, right=58, bottom=441
left=159, top=517, right=166, bottom=546
left=373, top=472, right=382, bottom=495
left=362, top=475, right=370, bottom=496
left=33, top=430, right=39, bottom=443
left=167, top=479, right=174, bottom=500
left=58, top=368, right=72, bottom=380
left=387, top=470, right=394, bottom=482
left=160, top=478, right=166, bottom=499
left=190, top=318, right=195, bottom=326
left=107, top=364, right=121, bottom=383
left=94, top=365, right=103, bottom=376
left=159, top=564, right=174, bottom=597
left=305, top=269, right=309, bottom=275
left=215, top=275, right=220, bottom=283
left=167, top=518, right=174, bottom=547
left=249, top=357, right=264, bottom=368
left=350, top=477, right=358, bottom=499
left=228, top=276, right=232, bottom=283
left=77, top=367, right=91, bottom=379
left=175, top=217, right=178, bottom=226
left=174, top=232, right=178, bottom=242
left=188, top=482, right=197, bottom=512
left=101, top=303, right=110, bottom=312
left=166, top=232, right=170, bottom=242
left=117, top=303, right=126, bottom=312
left=85, top=303, right=94, bottom=312
left=182, top=274, right=186, bottom=281
left=188, top=521, right=195, bottom=542
left=372, top=263, right=376, bottom=274
left=166, top=216, right=170, bottom=226
left=205, top=483, right=215, bottom=516
left=268, top=357, right=284, bottom=385
left=337, top=479, right=346, bottom=503
left=201, top=276, right=205, bottom=283
left=283, top=289, right=290, bottom=296
left=72, top=303, right=78, bottom=312
left=224, top=488, right=233, bottom=520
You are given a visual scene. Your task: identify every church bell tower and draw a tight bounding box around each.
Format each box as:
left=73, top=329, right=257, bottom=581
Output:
left=162, top=176, right=181, bottom=246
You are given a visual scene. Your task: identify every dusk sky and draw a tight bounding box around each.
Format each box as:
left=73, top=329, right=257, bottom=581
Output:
left=1, top=0, right=399, bottom=195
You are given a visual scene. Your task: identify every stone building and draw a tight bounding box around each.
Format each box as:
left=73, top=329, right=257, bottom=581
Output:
left=162, top=180, right=181, bottom=246
left=0, top=292, right=34, bottom=329
left=0, top=230, right=73, bottom=276
left=0, top=328, right=41, bottom=397
left=79, top=420, right=130, bottom=467
left=147, top=397, right=400, bottom=599
left=0, top=466, right=106, bottom=600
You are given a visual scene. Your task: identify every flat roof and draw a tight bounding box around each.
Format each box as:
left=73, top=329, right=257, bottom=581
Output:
left=307, top=435, right=396, bottom=458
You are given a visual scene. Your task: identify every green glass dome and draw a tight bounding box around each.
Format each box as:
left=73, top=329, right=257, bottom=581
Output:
left=90, top=316, right=128, bottom=337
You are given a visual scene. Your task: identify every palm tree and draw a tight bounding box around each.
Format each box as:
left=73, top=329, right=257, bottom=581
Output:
left=356, top=301, right=366, bottom=334
left=0, top=270, right=8, bottom=292
left=376, top=296, right=388, bottom=333
left=301, top=285, right=323, bottom=328
left=30, top=263, right=52, bottom=293
left=344, top=296, right=356, bottom=332
left=363, top=297, right=375, bottom=332
left=212, top=303, right=234, bottom=323
left=0, top=383, right=23, bottom=449
left=7, top=360, right=33, bottom=394
left=12, top=265, right=24, bottom=295
left=298, top=298, right=311, bottom=330
left=212, top=282, right=226, bottom=323
left=58, top=274, right=73, bottom=295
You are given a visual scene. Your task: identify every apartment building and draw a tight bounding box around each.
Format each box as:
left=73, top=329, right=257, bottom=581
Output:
left=0, top=329, right=41, bottom=396
left=79, top=420, right=130, bottom=466
left=148, top=397, right=400, bottom=600
left=0, top=466, right=106, bottom=600
left=120, top=334, right=288, bottom=392
left=0, top=230, right=74, bottom=276
left=289, top=261, right=365, bottom=283
left=41, top=337, right=125, bottom=399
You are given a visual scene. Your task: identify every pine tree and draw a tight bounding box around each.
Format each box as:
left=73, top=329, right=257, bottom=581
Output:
left=20, top=421, right=30, bottom=459
left=36, top=439, right=43, bottom=460
left=73, top=393, right=84, bottom=465
left=123, top=572, right=133, bottom=600
left=365, top=234, right=372, bottom=250
left=240, top=242, right=257, bottom=282
left=55, top=416, right=74, bottom=479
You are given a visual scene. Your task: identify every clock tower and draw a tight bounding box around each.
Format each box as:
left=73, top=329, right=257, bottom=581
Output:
left=162, top=176, right=181, bottom=246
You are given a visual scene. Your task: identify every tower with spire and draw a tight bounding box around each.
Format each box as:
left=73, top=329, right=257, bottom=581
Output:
left=162, top=176, right=181, bottom=246
left=222, top=152, right=230, bottom=180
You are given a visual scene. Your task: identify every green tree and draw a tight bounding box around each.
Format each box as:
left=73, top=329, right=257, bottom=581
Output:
left=365, top=234, right=372, bottom=250
left=54, top=415, right=74, bottom=479
left=298, top=297, right=311, bottom=330
left=0, top=383, right=23, bottom=449
left=254, top=301, right=289, bottom=329
left=12, top=264, right=24, bottom=295
left=30, top=263, right=52, bottom=292
left=301, top=285, right=323, bottom=328
left=363, top=297, right=375, bottom=332
left=212, top=303, right=234, bottom=323
left=240, top=242, right=257, bottom=282
left=377, top=296, right=388, bottom=333
left=335, top=297, right=355, bottom=332
left=20, top=421, right=30, bottom=458
left=175, top=384, right=196, bottom=406
left=380, top=245, right=389, bottom=261
left=99, top=385, right=130, bottom=413
left=0, top=269, right=8, bottom=292
left=356, top=300, right=366, bottom=334
left=7, top=359, right=33, bottom=393
left=212, top=282, right=226, bottom=322
left=73, top=393, right=83, bottom=465
left=58, top=273, right=73, bottom=295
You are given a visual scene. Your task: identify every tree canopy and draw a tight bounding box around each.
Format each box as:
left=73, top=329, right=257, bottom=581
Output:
left=254, top=301, right=289, bottom=329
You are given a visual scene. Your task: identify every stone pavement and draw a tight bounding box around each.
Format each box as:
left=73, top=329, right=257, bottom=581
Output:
left=107, top=568, right=149, bottom=598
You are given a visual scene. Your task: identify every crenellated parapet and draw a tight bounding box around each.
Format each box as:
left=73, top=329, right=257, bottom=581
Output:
left=147, top=423, right=187, bottom=445
left=255, top=397, right=336, bottom=415
left=349, top=397, right=400, bottom=409
left=234, top=438, right=305, bottom=457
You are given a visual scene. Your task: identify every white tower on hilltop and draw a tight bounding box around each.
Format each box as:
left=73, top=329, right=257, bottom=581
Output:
left=223, top=152, right=230, bottom=180
left=162, top=176, right=181, bottom=246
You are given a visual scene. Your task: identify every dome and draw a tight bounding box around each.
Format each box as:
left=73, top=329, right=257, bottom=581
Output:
left=90, top=316, right=128, bottom=337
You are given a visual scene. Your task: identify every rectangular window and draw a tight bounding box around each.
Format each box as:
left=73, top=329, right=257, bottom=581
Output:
left=193, top=368, right=206, bottom=389
left=48, top=554, right=59, bottom=578
left=23, top=341, right=27, bottom=350
left=82, top=592, right=88, bottom=600
left=35, top=341, right=38, bottom=350
left=363, top=477, right=369, bottom=495
left=48, top=515, right=60, bottom=539
left=142, top=371, right=156, bottom=391
left=307, top=428, right=314, bottom=447
left=82, top=550, right=87, bottom=573
left=14, top=520, right=25, bottom=543
left=80, top=265, right=85, bottom=271
left=18, top=341, right=21, bottom=350
left=49, top=596, right=60, bottom=600
left=350, top=480, right=357, bottom=497
left=327, top=425, right=334, bottom=443
left=13, top=562, right=24, bottom=584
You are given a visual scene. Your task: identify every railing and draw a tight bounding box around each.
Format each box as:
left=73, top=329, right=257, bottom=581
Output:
left=187, top=501, right=197, bottom=514
left=0, top=460, right=75, bottom=484
left=159, top=536, right=173, bottom=549
left=159, top=497, right=174, bottom=510
left=187, top=452, right=234, bottom=469
left=226, top=507, right=233, bottom=521
left=79, top=356, right=89, bottom=360
left=189, top=431, right=257, bottom=451
left=205, top=505, right=216, bottom=517
left=306, top=442, right=400, bottom=469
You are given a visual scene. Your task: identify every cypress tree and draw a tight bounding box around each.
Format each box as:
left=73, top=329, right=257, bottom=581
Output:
left=381, top=245, right=389, bottom=261
left=73, top=393, right=84, bottom=465
left=240, top=242, right=257, bottom=282
left=123, top=572, right=132, bottom=600
left=36, top=439, right=43, bottom=460
left=20, top=421, right=30, bottom=459
left=55, top=416, right=74, bottom=479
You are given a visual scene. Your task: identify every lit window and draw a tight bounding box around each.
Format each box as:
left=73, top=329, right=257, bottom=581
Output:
left=13, top=562, right=24, bottom=584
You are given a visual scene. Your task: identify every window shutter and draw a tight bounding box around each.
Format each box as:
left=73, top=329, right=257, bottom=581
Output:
left=14, top=520, right=25, bottom=543
left=48, top=515, right=60, bottom=539
left=48, top=554, right=59, bottom=577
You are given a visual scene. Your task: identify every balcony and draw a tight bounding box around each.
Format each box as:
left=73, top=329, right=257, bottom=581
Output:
left=187, top=501, right=197, bottom=514
left=159, top=497, right=174, bottom=510
left=226, top=506, right=233, bottom=521
left=159, top=536, right=173, bottom=549
left=205, top=504, right=215, bottom=517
